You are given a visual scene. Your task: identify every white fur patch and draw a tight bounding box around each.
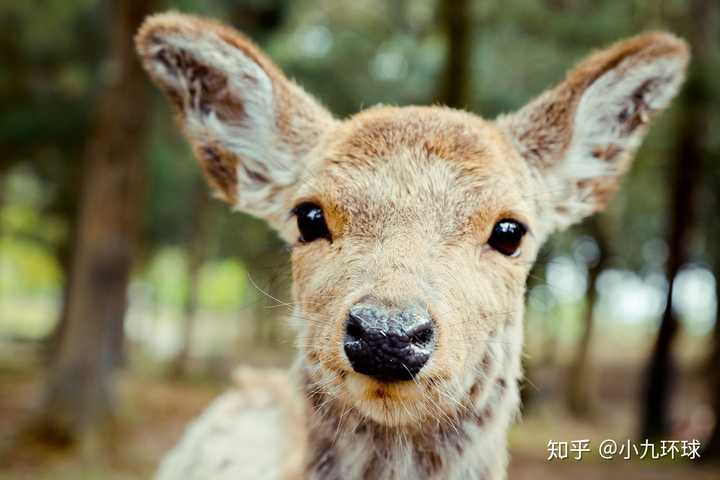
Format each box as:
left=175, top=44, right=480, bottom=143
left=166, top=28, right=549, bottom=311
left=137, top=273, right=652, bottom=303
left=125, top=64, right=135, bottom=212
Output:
left=551, top=56, right=685, bottom=229
left=154, top=390, right=287, bottom=480
left=502, top=50, right=686, bottom=235
left=564, top=56, right=684, bottom=179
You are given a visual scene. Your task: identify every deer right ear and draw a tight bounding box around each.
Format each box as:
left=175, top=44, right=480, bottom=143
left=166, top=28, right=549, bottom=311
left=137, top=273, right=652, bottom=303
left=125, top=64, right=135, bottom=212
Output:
left=498, top=32, right=688, bottom=236
left=136, top=12, right=335, bottom=238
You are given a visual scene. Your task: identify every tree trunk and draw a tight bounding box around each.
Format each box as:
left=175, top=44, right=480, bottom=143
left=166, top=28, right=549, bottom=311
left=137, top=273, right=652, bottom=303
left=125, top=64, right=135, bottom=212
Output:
left=434, top=0, right=472, bottom=109
left=520, top=247, right=553, bottom=412
left=520, top=269, right=541, bottom=412
left=639, top=75, right=697, bottom=441
left=31, top=0, right=154, bottom=445
left=170, top=181, right=211, bottom=378
left=228, top=0, right=287, bottom=42
left=640, top=0, right=713, bottom=441
left=703, top=257, right=720, bottom=460
left=566, top=218, right=609, bottom=418
left=44, top=195, right=79, bottom=362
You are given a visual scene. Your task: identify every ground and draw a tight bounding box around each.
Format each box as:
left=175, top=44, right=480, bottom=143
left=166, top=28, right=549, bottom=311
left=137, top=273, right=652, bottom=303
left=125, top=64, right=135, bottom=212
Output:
left=0, top=343, right=718, bottom=480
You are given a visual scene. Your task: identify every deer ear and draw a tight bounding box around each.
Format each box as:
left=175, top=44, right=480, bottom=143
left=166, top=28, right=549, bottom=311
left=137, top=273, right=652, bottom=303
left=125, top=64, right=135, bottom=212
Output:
left=136, top=12, right=335, bottom=237
left=498, top=32, right=689, bottom=234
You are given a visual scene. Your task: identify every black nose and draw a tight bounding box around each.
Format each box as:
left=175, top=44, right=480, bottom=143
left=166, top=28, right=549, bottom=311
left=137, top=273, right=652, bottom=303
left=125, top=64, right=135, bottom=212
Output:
left=343, top=300, right=435, bottom=382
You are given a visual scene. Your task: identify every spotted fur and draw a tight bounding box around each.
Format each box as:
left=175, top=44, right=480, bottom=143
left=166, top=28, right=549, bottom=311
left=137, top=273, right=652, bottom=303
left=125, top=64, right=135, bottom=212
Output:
left=136, top=13, right=688, bottom=480
left=299, top=314, right=522, bottom=480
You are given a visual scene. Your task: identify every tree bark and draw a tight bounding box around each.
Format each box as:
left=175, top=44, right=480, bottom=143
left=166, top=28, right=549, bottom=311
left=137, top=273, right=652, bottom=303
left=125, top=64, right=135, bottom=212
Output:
left=32, top=0, right=154, bottom=444
left=170, top=181, right=211, bottom=378
left=434, top=0, right=472, bottom=109
left=703, top=256, right=720, bottom=460
left=44, top=187, right=80, bottom=362
left=566, top=218, right=609, bottom=418
left=639, top=75, right=697, bottom=441
left=640, top=0, right=713, bottom=441
left=520, top=260, right=545, bottom=412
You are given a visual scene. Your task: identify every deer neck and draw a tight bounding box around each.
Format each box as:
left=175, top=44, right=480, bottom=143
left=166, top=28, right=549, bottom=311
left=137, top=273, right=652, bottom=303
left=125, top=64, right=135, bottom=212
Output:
left=295, top=358, right=521, bottom=480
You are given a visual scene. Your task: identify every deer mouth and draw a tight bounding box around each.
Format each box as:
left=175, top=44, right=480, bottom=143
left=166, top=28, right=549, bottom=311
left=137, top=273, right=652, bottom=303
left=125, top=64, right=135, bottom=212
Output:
left=345, top=371, right=424, bottom=401
left=340, top=371, right=458, bottom=427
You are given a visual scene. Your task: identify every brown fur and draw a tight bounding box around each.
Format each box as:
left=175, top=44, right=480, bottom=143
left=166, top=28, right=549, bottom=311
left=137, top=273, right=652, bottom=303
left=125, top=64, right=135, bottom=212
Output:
left=137, top=13, right=689, bottom=480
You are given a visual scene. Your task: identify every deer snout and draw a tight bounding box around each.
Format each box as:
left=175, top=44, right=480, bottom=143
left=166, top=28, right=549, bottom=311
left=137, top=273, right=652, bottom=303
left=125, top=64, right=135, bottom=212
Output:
left=343, top=300, right=435, bottom=382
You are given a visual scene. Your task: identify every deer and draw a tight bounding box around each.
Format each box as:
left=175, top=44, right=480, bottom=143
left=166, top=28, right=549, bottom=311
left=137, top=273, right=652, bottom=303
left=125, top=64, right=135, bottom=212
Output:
left=135, top=12, right=689, bottom=480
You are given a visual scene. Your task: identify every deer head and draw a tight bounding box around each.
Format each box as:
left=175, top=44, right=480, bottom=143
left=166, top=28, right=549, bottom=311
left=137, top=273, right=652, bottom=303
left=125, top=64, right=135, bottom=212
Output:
left=136, top=13, right=688, bottom=428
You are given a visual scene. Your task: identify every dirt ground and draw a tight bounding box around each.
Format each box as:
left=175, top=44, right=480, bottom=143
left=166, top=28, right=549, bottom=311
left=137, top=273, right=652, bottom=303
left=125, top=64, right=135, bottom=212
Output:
left=0, top=352, right=718, bottom=480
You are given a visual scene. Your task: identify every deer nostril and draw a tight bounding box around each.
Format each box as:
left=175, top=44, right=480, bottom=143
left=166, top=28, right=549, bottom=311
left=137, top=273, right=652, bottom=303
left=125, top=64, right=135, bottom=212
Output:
left=343, top=301, right=435, bottom=382
left=408, top=322, right=434, bottom=346
left=345, top=318, right=365, bottom=341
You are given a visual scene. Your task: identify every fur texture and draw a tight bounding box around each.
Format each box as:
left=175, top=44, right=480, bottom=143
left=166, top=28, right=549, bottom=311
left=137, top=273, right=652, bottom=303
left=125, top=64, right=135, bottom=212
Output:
left=136, top=13, right=689, bottom=480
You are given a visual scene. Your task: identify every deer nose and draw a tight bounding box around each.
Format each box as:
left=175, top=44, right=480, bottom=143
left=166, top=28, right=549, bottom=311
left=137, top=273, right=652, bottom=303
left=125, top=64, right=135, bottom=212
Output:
left=343, top=300, right=435, bottom=382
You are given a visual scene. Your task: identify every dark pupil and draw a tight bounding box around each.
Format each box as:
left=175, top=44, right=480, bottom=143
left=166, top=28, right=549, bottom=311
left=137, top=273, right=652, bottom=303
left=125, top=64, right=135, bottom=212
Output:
left=488, top=220, right=526, bottom=256
left=294, top=203, right=331, bottom=243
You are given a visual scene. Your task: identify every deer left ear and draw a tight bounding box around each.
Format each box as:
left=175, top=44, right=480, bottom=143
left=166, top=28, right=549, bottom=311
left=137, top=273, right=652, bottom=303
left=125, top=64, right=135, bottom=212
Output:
left=135, top=13, right=335, bottom=239
left=498, top=32, right=689, bottom=234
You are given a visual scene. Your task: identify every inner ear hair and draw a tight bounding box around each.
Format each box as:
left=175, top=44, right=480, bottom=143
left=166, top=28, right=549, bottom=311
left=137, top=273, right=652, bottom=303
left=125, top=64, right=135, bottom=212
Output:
left=135, top=13, right=277, bottom=203
left=503, top=31, right=688, bottom=167
left=497, top=31, right=689, bottom=232
left=135, top=12, right=335, bottom=239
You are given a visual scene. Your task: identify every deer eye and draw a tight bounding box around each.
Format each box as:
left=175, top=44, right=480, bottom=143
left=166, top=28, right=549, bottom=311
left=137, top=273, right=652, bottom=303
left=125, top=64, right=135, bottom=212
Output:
left=292, top=202, right=331, bottom=243
left=488, top=219, right=526, bottom=256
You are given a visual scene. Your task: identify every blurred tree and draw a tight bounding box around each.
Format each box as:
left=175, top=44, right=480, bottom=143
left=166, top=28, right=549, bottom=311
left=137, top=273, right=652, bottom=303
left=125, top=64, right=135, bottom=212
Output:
left=704, top=145, right=720, bottom=460
left=706, top=263, right=720, bottom=460
left=43, top=176, right=80, bottom=362
left=566, top=218, right=609, bottom=418
left=641, top=0, right=715, bottom=441
left=695, top=0, right=720, bottom=461
left=434, top=0, right=472, bottom=108
left=520, top=255, right=549, bottom=412
left=0, top=0, right=101, bottom=359
left=169, top=179, right=211, bottom=378
left=226, top=0, right=288, bottom=41
left=30, top=0, right=154, bottom=445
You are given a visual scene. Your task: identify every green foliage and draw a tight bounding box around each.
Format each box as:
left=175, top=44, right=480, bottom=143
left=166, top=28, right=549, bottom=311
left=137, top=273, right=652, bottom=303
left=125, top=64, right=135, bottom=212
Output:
left=1, top=0, right=98, bottom=54
left=198, top=259, right=247, bottom=310
left=0, top=172, right=63, bottom=296
left=146, top=247, right=188, bottom=309
left=0, top=239, right=61, bottom=295
left=145, top=247, right=247, bottom=311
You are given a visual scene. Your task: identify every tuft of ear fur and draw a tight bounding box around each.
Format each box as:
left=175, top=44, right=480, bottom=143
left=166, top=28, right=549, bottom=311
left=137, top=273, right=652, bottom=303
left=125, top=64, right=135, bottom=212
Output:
left=135, top=12, right=335, bottom=237
left=498, top=32, right=689, bottom=234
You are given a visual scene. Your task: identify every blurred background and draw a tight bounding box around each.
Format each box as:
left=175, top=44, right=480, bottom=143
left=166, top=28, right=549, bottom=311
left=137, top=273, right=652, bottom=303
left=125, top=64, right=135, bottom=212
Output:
left=0, top=0, right=719, bottom=479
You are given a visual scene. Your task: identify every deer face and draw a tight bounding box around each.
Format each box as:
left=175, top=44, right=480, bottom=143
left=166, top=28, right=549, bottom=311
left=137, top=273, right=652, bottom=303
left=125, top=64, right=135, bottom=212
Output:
left=137, top=13, right=688, bottom=427
left=288, top=108, right=536, bottom=425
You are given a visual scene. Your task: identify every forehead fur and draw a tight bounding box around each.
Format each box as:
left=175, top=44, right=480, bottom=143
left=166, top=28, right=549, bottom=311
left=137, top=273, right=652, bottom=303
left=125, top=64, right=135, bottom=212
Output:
left=296, top=106, right=535, bottom=236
